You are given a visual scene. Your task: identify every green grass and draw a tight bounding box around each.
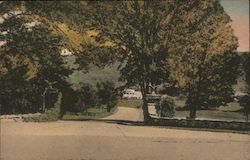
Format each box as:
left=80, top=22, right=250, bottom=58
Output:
left=62, top=107, right=117, bottom=120
left=117, top=99, right=143, bottom=108
left=217, top=102, right=241, bottom=112
left=175, top=110, right=245, bottom=121
left=172, top=101, right=245, bottom=121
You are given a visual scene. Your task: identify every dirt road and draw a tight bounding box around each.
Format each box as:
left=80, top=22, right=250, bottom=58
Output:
left=1, top=107, right=250, bottom=160
left=103, top=106, right=143, bottom=121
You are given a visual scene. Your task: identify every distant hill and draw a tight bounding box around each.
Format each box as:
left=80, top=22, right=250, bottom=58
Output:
left=63, top=55, right=124, bottom=91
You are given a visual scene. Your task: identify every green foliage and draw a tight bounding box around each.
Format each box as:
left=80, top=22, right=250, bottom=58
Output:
left=239, top=95, right=250, bottom=122
left=175, top=110, right=245, bottom=122
left=76, top=84, right=99, bottom=111
left=67, top=60, right=123, bottom=90
left=167, top=0, right=239, bottom=118
left=79, top=1, right=178, bottom=121
left=0, top=1, right=243, bottom=122
left=96, top=81, right=118, bottom=112
left=155, top=96, right=175, bottom=118
left=62, top=80, right=119, bottom=114
left=24, top=92, right=62, bottom=122
left=62, top=106, right=117, bottom=120
left=117, top=99, right=142, bottom=108
left=0, top=11, right=71, bottom=114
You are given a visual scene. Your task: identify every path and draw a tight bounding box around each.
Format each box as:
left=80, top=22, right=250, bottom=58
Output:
left=103, top=106, right=143, bottom=121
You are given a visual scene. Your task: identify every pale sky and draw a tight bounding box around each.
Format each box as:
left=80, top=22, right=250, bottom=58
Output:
left=220, top=0, right=249, bottom=52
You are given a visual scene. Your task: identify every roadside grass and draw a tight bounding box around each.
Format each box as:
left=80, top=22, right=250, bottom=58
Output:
left=119, top=98, right=245, bottom=122
left=174, top=102, right=245, bottom=121
left=117, top=99, right=143, bottom=108
left=175, top=110, right=245, bottom=121
left=62, top=107, right=117, bottom=120
left=62, top=99, right=143, bottom=120
left=160, top=98, right=245, bottom=121
left=217, top=102, right=241, bottom=112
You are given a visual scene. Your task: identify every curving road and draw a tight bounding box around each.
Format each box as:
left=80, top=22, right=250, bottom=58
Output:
left=103, top=106, right=143, bottom=121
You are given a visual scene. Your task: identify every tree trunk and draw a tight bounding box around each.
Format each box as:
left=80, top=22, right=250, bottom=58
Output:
left=189, top=107, right=196, bottom=119
left=188, top=98, right=197, bottom=119
left=140, top=82, right=151, bottom=122
left=107, top=105, right=111, bottom=112
left=142, top=96, right=151, bottom=122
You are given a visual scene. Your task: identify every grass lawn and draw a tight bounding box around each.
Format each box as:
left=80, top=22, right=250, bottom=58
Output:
left=175, top=110, right=245, bottom=122
left=173, top=102, right=245, bottom=121
left=62, top=107, right=117, bottom=120
left=118, top=99, right=246, bottom=122
left=62, top=99, right=143, bottom=120
left=117, top=99, right=143, bottom=108
left=171, top=100, right=245, bottom=121
left=217, top=102, right=241, bottom=112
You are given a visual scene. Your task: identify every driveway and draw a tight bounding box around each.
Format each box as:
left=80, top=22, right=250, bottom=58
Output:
left=103, top=106, right=143, bottom=121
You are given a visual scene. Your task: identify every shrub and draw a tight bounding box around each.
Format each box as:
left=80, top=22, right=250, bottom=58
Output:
left=239, top=95, right=250, bottom=122
left=96, top=81, right=118, bottom=112
left=155, top=95, right=175, bottom=118
left=67, top=84, right=99, bottom=113
left=24, top=92, right=62, bottom=122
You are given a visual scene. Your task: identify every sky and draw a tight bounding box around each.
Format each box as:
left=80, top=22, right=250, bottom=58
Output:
left=220, top=0, right=249, bottom=52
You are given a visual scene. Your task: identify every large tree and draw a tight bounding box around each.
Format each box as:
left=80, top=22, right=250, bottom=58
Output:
left=0, top=10, right=70, bottom=113
left=167, top=0, right=239, bottom=118
left=81, top=1, right=239, bottom=121
left=79, top=1, right=180, bottom=121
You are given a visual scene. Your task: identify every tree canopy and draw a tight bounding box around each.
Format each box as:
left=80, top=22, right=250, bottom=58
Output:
left=167, top=0, right=239, bottom=118
left=0, top=1, right=241, bottom=121
left=78, top=1, right=239, bottom=120
left=0, top=5, right=71, bottom=114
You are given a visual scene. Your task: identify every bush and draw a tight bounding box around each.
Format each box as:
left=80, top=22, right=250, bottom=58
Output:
left=96, top=81, right=118, bottom=112
left=24, top=92, right=62, bottom=122
left=239, top=95, right=250, bottom=122
left=65, top=84, right=99, bottom=113
left=155, top=95, right=175, bottom=118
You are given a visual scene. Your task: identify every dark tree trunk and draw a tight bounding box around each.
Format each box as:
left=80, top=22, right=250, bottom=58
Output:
left=107, top=105, right=111, bottom=112
left=187, top=96, right=197, bottom=119
left=140, top=82, right=151, bottom=122
left=189, top=107, right=197, bottom=119
left=142, top=96, right=151, bottom=121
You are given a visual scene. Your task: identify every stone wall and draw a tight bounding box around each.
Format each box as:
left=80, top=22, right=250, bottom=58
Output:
left=151, top=118, right=250, bottom=131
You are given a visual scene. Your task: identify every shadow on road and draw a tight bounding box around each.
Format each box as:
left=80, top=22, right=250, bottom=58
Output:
left=63, top=118, right=145, bottom=126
